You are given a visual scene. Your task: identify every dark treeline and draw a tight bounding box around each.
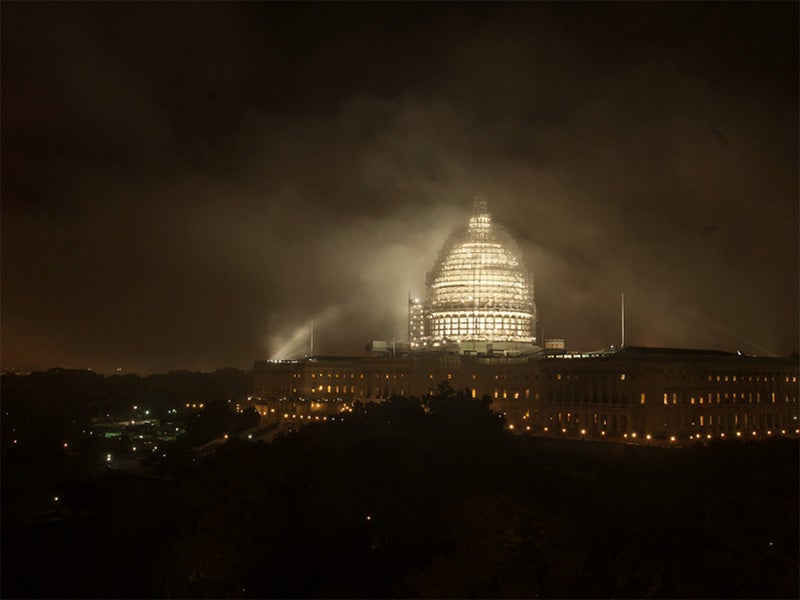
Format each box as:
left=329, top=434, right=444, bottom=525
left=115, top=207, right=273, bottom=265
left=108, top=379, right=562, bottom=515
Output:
left=1, top=368, right=252, bottom=449
left=2, top=367, right=252, bottom=420
left=2, top=386, right=798, bottom=599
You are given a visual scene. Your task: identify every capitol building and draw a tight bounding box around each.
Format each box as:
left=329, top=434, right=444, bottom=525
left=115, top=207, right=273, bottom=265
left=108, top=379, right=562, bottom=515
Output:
left=253, top=200, right=799, bottom=443
left=415, top=198, right=536, bottom=354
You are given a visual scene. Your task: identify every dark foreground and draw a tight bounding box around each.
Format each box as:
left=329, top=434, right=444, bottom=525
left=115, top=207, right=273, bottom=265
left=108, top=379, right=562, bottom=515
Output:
left=3, top=394, right=798, bottom=598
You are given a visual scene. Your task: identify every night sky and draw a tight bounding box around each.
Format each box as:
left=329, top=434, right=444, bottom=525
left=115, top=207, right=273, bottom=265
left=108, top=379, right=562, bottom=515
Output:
left=2, top=2, right=797, bottom=374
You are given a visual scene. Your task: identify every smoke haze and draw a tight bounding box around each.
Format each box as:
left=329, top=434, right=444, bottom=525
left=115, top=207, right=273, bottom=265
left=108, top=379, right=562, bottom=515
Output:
left=2, top=3, right=797, bottom=373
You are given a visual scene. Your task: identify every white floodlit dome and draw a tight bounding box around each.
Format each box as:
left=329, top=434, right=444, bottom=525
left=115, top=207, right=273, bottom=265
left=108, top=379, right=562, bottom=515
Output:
left=424, top=198, right=536, bottom=344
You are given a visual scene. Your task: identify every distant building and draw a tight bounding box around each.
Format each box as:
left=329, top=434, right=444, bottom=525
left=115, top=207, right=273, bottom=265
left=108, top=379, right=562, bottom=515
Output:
left=254, top=199, right=799, bottom=443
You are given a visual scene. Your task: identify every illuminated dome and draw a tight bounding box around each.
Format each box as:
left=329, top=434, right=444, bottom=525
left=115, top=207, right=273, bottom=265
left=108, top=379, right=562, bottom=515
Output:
left=424, top=198, right=536, bottom=346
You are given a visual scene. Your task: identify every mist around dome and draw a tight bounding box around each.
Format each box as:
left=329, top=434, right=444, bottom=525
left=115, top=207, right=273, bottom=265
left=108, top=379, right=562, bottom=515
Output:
left=419, top=199, right=537, bottom=353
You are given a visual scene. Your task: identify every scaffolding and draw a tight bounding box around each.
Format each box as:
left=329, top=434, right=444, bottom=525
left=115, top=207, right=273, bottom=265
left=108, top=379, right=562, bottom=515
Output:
left=424, top=199, right=536, bottom=344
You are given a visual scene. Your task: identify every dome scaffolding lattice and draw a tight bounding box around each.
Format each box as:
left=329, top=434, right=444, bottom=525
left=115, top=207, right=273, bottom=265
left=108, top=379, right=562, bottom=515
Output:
left=423, top=200, right=536, bottom=346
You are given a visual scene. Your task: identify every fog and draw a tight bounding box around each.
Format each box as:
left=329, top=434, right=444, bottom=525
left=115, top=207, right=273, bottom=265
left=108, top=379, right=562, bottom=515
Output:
left=2, top=3, right=797, bottom=373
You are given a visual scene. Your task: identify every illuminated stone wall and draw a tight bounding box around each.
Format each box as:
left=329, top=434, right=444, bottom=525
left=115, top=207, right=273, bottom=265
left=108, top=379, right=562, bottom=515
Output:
left=253, top=350, right=799, bottom=443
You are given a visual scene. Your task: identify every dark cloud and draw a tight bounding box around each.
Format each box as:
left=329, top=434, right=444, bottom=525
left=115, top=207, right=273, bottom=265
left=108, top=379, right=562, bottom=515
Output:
left=2, top=2, right=797, bottom=373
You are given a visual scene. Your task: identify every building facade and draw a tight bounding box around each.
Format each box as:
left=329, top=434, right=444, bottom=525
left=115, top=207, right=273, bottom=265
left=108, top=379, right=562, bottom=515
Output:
left=252, top=347, right=799, bottom=442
